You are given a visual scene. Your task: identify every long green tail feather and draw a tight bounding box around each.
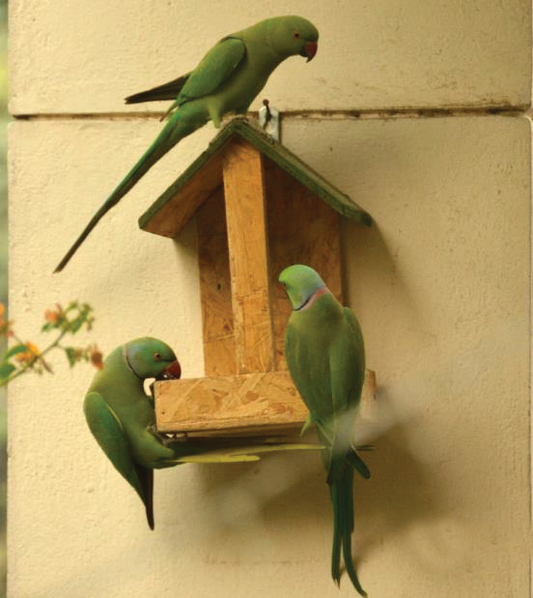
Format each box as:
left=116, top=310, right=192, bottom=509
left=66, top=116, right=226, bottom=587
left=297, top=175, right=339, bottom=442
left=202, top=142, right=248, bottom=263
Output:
left=134, top=464, right=155, bottom=530
left=316, top=419, right=370, bottom=480
left=330, top=483, right=342, bottom=585
left=341, top=467, right=367, bottom=597
left=330, top=462, right=367, bottom=597
left=346, top=450, right=371, bottom=480
left=54, top=105, right=208, bottom=272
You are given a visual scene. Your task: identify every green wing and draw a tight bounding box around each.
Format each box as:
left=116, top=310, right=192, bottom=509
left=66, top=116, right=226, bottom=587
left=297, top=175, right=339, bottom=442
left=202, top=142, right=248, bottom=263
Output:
left=331, top=309, right=365, bottom=413
left=343, top=307, right=365, bottom=365
left=285, top=326, right=314, bottom=435
left=125, top=35, right=245, bottom=108
left=125, top=37, right=245, bottom=121
left=328, top=310, right=369, bottom=480
left=83, top=392, right=155, bottom=529
left=285, top=322, right=336, bottom=474
left=284, top=324, right=301, bottom=396
left=285, top=322, right=335, bottom=426
left=175, top=37, right=246, bottom=106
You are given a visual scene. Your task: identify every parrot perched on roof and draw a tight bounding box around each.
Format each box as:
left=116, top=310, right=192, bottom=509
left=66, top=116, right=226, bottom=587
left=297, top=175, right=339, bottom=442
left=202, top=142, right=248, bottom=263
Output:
left=54, top=15, right=319, bottom=272
left=84, top=337, right=321, bottom=529
left=279, top=265, right=370, bottom=597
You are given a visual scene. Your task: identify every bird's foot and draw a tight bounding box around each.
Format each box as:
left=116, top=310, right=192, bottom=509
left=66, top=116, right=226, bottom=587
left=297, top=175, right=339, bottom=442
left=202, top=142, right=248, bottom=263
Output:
left=300, top=414, right=313, bottom=436
left=161, top=432, right=188, bottom=446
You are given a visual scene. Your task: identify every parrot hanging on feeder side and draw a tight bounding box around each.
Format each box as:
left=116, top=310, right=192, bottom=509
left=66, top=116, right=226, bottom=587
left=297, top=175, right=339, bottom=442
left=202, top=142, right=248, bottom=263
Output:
left=54, top=15, right=319, bottom=272
left=279, top=265, right=371, bottom=597
left=84, top=337, right=322, bottom=529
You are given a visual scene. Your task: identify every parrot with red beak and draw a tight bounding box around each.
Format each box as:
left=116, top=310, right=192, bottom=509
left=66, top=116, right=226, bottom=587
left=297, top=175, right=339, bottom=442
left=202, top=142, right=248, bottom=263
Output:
left=84, top=337, right=322, bottom=529
left=55, top=15, right=319, bottom=272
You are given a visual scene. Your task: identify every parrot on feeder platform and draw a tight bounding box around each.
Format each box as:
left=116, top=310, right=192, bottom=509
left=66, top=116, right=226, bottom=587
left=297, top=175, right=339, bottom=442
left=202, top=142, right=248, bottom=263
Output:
left=84, top=337, right=322, bottom=529
left=54, top=15, right=319, bottom=272
left=279, top=265, right=370, bottom=597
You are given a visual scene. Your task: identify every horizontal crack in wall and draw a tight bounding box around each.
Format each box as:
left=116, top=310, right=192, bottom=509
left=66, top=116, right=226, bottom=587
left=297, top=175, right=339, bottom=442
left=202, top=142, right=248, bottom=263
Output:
left=12, top=104, right=528, bottom=122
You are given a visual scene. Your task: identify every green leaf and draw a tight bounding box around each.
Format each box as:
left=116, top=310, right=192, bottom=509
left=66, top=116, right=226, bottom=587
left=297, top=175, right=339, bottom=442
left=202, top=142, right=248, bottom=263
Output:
left=42, top=319, right=62, bottom=332
left=65, top=301, right=78, bottom=313
left=69, top=317, right=84, bottom=334
left=64, top=347, right=78, bottom=368
left=0, top=362, right=15, bottom=380
left=4, top=344, right=27, bottom=360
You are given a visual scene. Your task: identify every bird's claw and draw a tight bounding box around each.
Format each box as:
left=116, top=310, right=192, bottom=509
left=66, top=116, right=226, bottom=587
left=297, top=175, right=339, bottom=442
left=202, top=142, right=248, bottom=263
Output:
left=161, top=432, right=188, bottom=447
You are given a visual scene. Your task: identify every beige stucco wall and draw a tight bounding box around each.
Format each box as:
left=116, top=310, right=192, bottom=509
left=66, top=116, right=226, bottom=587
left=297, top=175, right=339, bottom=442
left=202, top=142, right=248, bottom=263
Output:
left=8, top=2, right=532, bottom=597
left=9, top=0, right=531, bottom=114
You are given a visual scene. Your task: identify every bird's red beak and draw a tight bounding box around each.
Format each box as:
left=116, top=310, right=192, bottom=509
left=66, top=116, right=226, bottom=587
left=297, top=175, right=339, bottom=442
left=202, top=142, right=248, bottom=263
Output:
left=158, top=360, right=182, bottom=380
left=304, top=41, right=318, bottom=62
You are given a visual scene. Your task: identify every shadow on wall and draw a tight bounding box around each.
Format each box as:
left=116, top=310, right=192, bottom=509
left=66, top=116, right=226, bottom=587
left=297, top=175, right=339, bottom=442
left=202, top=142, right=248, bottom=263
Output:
left=338, top=218, right=451, bottom=561
left=179, top=408, right=448, bottom=573
left=354, top=411, right=449, bottom=563
left=26, top=415, right=449, bottom=598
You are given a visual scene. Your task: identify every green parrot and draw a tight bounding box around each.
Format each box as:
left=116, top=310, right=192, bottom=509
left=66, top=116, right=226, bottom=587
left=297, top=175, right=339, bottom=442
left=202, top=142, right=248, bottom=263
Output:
left=279, top=265, right=370, bottom=597
left=84, top=337, right=322, bottom=529
left=55, top=15, right=319, bottom=272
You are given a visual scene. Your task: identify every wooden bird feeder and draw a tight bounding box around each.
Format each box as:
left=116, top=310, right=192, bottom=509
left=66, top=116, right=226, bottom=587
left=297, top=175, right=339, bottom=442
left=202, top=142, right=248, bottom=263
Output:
left=139, top=117, right=372, bottom=436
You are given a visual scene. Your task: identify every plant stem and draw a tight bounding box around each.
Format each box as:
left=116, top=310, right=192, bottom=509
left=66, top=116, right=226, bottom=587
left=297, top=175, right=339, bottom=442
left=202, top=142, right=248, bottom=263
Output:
left=10, top=332, right=53, bottom=373
left=0, top=329, right=69, bottom=387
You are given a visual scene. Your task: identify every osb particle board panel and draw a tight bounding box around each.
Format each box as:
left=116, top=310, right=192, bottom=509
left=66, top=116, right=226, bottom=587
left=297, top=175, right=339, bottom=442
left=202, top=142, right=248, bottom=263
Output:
left=155, top=369, right=377, bottom=435
left=223, top=139, right=276, bottom=374
left=264, top=157, right=343, bottom=370
left=155, top=370, right=307, bottom=433
left=141, top=153, right=223, bottom=238
left=196, top=187, right=237, bottom=377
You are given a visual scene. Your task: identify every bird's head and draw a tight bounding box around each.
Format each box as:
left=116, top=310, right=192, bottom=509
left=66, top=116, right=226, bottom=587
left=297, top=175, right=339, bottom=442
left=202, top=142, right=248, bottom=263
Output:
left=267, top=16, right=319, bottom=62
left=279, top=264, right=326, bottom=311
left=124, top=337, right=181, bottom=381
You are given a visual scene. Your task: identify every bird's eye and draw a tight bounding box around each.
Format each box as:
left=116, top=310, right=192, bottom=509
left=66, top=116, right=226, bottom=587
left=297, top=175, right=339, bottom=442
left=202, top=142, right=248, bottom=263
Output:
left=293, top=32, right=300, bottom=39
left=154, top=352, right=162, bottom=361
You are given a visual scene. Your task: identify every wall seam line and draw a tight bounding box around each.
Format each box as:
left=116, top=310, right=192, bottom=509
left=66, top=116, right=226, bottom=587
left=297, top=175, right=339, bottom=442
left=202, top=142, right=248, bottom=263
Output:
left=10, top=106, right=530, bottom=123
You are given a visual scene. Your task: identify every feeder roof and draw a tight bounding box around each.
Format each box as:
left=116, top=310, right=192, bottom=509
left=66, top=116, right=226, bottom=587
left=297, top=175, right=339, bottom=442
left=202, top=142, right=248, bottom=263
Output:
left=139, top=116, right=371, bottom=238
